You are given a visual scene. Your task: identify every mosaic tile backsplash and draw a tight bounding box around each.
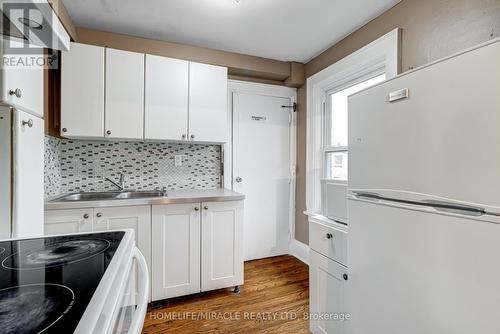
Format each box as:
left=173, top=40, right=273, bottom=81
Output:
left=44, top=136, right=222, bottom=198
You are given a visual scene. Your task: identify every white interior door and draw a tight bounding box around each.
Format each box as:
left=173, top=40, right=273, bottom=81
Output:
left=232, top=92, right=291, bottom=261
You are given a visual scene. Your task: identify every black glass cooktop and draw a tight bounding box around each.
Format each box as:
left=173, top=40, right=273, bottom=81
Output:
left=0, top=231, right=124, bottom=334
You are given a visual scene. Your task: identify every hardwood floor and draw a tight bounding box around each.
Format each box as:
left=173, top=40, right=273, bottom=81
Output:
left=142, top=256, right=310, bottom=334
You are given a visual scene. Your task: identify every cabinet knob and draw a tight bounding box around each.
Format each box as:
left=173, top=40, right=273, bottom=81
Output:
left=343, top=273, right=348, bottom=281
left=194, top=207, right=199, bottom=211
left=9, top=88, right=22, bottom=98
left=106, top=130, right=111, bottom=136
left=190, top=134, right=195, bottom=140
left=181, top=134, right=186, bottom=139
left=235, top=176, right=243, bottom=183
left=83, top=214, right=89, bottom=219
left=326, top=233, right=333, bottom=239
left=22, top=119, right=33, bottom=128
left=96, top=212, right=102, bottom=218
left=62, top=127, right=68, bottom=133
left=204, top=206, right=208, bottom=210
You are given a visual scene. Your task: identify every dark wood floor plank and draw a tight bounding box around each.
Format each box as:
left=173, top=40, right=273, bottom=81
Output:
left=142, top=255, right=310, bottom=334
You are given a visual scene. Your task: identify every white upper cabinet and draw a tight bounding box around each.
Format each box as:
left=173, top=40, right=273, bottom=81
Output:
left=61, top=42, right=105, bottom=138
left=145, top=55, right=189, bottom=141
left=188, top=62, right=228, bottom=143
left=105, top=48, right=145, bottom=140
left=1, top=40, right=43, bottom=117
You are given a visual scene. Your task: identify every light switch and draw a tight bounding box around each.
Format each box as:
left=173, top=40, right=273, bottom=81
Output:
left=175, top=155, right=183, bottom=167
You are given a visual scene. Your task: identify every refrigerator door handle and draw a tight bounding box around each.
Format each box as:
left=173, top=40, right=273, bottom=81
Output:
left=351, top=192, right=487, bottom=217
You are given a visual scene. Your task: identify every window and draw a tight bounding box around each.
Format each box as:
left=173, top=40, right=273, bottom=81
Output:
left=323, top=74, right=386, bottom=180
left=306, top=28, right=400, bottom=216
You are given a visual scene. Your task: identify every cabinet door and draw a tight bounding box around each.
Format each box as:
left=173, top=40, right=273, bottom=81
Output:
left=201, top=201, right=244, bottom=291
left=12, top=110, right=44, bottom=238
left=151, top=203, right=201, bottom=300
left=2, top=40, right=43, bottom=116
left=144, top=55, right=189, bottom=141
left=105, top=48, right=145, bottom=140
left=61, top=42, right=105, bottom=138
left=188, top=62, right=227, bottom=143
left=310, top=251, right=348, bottom=334
left=44, top=209, right=93, bottom=235
left=92, top=206, right=151, bottom=272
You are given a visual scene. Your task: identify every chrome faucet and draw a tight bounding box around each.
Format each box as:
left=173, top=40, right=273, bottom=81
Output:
left=104, top=173, right=125, bottom=191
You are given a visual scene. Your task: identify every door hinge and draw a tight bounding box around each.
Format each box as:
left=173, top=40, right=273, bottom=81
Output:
left=281, top=102, right=297, bottom=112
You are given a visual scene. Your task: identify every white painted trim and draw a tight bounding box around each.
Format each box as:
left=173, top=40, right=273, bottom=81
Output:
left=289, top=238, right=310, bottom=266
left=306, top=28, right=401, bottom=215
left=226, top=80, right=298, bottom=248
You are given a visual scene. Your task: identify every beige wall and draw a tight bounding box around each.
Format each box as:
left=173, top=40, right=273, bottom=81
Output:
left=294, top=0, right=500, bottom=244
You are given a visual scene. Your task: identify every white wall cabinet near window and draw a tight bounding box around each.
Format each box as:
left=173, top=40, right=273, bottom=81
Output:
left=309, top=218, right=349, bottom=334
left=201, top=201, right=244, bottom=291
left=0, top=40, right=44, bottom=117
left=188, top=62, right=228, bottom=143
left=151, top=200, right=243, bottom=301
left=144, top=55, right=189, bottom=141
left=61, top=42, right=105, bottom=138
left=105, top=48, right=145, bottom=140
left=151, top=203, right=201, bottom=300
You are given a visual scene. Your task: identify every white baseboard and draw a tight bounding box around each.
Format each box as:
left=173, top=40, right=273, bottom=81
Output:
left=290, top=239, right=310, bottom=265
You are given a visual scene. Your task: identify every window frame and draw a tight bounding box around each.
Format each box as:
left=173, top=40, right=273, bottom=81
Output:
left=305, top=28, right=401, bottom=216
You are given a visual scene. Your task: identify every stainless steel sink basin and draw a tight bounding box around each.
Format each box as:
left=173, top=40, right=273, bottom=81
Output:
left=115, top=190, right=166, bottom=199
left=52, top=190, right=166, bottom=202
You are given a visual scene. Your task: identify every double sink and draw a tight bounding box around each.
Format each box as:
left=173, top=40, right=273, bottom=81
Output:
left=52, top=190, right=167, bottom=202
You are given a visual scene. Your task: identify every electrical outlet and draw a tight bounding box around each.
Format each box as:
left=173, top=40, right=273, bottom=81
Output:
left=175, top=155, right=183, bottom=167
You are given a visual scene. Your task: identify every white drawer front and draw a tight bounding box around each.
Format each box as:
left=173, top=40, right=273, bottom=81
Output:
left=309, top=221, right=347, bottom=266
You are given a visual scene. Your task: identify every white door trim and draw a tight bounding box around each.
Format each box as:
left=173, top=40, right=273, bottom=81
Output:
left=226, top=80, right=298, bottom=245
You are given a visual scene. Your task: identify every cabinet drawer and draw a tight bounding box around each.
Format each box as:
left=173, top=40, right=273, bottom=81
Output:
left=309, top=220, right=347, bottom=266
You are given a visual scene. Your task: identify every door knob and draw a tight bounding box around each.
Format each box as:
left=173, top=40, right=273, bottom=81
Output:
left=235, top=176, right=243, bottom=183
left=9, top=88, right=22, bottom=98
left=22, top=119, right=33, bottom=128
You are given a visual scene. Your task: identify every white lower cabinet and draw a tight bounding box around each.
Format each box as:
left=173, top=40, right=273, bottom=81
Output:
left=151, top=200, right=244, bottom=301
left=44, top=208, right=93, bottom=235
left=44, top=206, right=151, bottom=280
left=151, top=203, right=201, bottom=300
left=201, top=201, right=244, bottom=291
left=310, top=251, right=348, bottom=334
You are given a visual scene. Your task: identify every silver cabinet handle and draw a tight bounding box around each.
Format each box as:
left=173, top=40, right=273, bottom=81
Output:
left=326, top=233, right=333, bottom=239
left=235, top=176, right=243, bottom=183
left=83, top=214, right=89, bottom=219
left=9, top=88, right=22, bottom=98
left=96, top=212, right=102, bottom=218
left=22, top=119, right=33, bottom=128
left=106, top=130, right=111, bottom=136
left=194, top=207, right=199, bottom=211
left=204, top=206, right=208, bottom=210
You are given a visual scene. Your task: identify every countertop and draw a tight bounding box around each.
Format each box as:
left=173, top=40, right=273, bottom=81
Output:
left=45, top=188, right=245, bottom=210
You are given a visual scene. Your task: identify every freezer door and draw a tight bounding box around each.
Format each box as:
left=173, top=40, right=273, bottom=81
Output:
left=348, top=40, right=500, bottom=209
left=0, top=107, right=12, bottom=238
left=347, top=199, right=500, bottom=334
left=12, top=109, right=44, bottom=238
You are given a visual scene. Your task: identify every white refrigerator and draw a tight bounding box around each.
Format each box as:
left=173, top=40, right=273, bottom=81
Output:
left=347, top=39, right=500, bottom=334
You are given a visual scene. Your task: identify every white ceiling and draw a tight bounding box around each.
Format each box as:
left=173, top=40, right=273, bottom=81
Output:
left=62, top=0, right=400, bottom=63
